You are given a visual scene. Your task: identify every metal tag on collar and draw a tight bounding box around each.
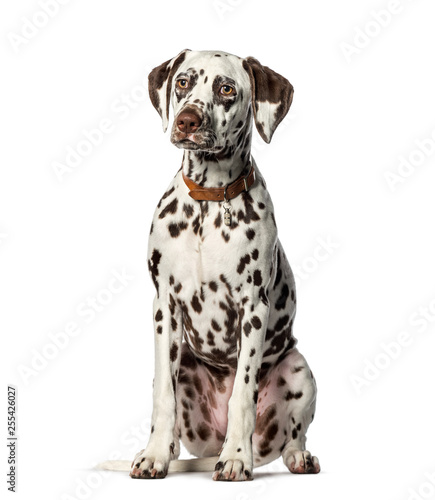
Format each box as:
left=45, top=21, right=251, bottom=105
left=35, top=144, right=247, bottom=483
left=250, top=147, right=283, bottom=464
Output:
left=223, top=185, right=232, bottom=227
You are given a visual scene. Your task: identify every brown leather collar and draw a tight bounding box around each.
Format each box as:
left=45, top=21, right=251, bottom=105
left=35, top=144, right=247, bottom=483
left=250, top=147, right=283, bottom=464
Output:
left=182, top=164, right=256, bottom=202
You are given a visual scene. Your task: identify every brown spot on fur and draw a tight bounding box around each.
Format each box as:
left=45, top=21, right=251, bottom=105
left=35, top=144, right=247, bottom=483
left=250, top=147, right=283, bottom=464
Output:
left=221, top=231, right=230, bottom=242
left=159, top=198, right=178, bottom=219
left=170, top=342, right=178, bottom=362
left=148, top=249, right=162, bottom=295
left=237, top=254, right=251, bottom=274
left=192, top=373, right=203, bottom=395
left=200, top=402, right=212, bottom=423
left=255, top=404, right=277, bottom=434
left=191, top=294, right=202, bottom=313
left=211, top=319, right=222, bottom=331
left=196, top=422, right=211, bottom=441
left=246, top=228, right=256, bottom=240
left=183, top=203, right=194, bottom=218
left=251, top=316, right=262, bottom=329
left=285, top=390, right=303, bottom=401
left=168, top=221, right=188, bottom=238
left=253, top=270, right=262, bottom=286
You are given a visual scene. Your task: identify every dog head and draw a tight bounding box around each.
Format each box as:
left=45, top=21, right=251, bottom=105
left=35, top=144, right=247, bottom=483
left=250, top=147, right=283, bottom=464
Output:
left=148, top=49, right=294, bottom=152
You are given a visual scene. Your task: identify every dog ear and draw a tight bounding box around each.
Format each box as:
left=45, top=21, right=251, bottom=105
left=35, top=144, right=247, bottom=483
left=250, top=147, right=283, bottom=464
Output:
left=242, top=56, right=294, bottom=143
left=148, top=49, right=191, bottom=132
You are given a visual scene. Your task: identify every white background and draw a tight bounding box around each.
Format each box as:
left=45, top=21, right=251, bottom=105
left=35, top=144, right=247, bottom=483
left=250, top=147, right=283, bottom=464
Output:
left=2, top=0, right=435, bottom=499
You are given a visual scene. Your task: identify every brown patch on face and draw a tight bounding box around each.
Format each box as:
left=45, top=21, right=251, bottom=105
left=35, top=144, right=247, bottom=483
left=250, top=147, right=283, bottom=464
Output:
left=174, top=69, right=199, bottom=103
left=212, top=75, right=238, bottom=112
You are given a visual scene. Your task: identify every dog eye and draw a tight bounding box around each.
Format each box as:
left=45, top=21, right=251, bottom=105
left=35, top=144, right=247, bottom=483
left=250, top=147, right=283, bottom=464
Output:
left=177, top=79, right=189, bottom=89
left=220, top=85, right=235, bottom=96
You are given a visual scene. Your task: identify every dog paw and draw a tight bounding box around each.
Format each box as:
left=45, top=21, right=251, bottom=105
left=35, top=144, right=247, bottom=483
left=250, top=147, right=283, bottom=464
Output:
left=130, top=449, right=169, bottom=479
left=285, top=450, right=320, bottom=474
left=212, top=459, right=253, bottom=482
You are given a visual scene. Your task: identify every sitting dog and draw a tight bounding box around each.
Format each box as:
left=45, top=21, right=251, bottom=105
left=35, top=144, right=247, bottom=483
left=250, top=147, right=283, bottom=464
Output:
left=100, top=49, right=320, bottom=481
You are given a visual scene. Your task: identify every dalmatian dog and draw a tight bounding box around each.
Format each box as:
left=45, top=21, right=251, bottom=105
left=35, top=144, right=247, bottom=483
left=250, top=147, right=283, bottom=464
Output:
left=99, top=49, right=320, bottom=481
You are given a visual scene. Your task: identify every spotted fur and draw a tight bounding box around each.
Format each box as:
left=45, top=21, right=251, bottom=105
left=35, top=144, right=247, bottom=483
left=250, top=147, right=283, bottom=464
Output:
left=128, top=50, right=320, bottom=481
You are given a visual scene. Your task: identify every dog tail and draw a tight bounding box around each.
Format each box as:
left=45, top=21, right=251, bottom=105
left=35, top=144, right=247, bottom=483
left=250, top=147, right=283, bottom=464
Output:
left=96, top=456, right=219, bottom=473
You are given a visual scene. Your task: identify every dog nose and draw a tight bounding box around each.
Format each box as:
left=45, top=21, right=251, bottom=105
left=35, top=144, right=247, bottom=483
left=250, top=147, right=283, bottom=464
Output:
left=176, top=110, right=202, bottom=134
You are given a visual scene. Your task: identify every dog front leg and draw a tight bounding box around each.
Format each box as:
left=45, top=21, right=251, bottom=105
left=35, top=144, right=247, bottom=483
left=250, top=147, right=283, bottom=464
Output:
left=213, top=299, right=269, bottom=481
left=130, top=293, right=182, bottom=479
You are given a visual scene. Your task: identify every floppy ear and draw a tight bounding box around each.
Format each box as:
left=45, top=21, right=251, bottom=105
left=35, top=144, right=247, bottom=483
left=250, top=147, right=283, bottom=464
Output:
left=242, top=56, right=294, bottom=143
left=148, top=49, right=191, bottom=132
